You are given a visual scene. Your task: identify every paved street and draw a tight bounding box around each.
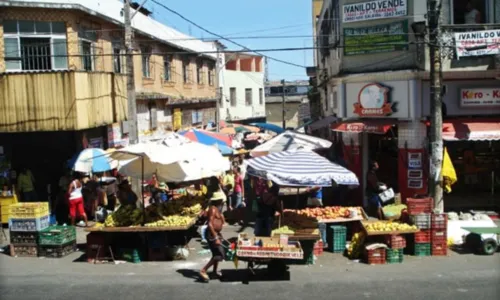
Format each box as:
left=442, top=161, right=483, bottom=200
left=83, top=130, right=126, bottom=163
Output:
left=0, top=226, right=499, bottom=300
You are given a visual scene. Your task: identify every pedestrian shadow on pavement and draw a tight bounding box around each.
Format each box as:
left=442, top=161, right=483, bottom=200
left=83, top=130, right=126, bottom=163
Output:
left=176, top=268, right=290, bottom=284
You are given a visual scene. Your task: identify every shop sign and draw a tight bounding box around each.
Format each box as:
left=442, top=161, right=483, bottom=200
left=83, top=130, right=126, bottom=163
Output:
left=454, top=29, right=500, bottom=58
left=408, top=153, right=422, bottom=169
left=344, top=20, right=409, bottom=56
left=460, top=88, right=500, bottom=107
left=353, top=83, right=394, bottom=116
left=407, top=169, right=422, bottom=179
left=89, top=137, right=103, bottom=149
left=343, top=0, right=407, bottom=23
left=407, top=179, right=423, bottom=189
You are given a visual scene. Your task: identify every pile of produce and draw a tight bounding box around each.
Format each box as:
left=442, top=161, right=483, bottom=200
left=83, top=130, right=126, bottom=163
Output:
left=271, top=226, right=295, bottom=235
left=382, top=204, right=407, bottom=217
left=347, top=231, right=365, bottom=259
left=280, top=211, right=318, bottom=228
left=284, top=206, right=363, bottom=221
left=364, top=221, right=417, bottom=233
left=101, top=190, right=204, bottom=228
left=144, top=215, right=194, bottom=227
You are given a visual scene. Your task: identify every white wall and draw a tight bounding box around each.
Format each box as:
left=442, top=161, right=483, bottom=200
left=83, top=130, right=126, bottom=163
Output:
left=220, top=69, right=266, bottom=121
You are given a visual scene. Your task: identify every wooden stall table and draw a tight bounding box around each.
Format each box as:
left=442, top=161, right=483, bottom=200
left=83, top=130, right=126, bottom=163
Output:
left=84, top=219, right=197, bottom=263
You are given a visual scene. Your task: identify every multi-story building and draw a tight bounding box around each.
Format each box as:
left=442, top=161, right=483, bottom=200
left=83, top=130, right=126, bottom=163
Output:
left=216, top=44, right=266, bottom=124
left=265, top=80, right=311, bottom=129
left=316, top=0, right=500, bottom=207
left=312, top=0, right=325, bottom=65
left=0, top=0, right=217, bottom=199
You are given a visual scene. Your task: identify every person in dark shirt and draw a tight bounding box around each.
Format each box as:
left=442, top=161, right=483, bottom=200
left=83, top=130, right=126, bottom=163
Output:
left=366, top=161, right=385, bottom=220
left=254, top=181, right=282, bottom=237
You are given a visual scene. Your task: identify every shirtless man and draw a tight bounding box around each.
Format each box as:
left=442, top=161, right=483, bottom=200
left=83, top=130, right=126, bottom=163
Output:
left=200, top=192, right=226, bottom=281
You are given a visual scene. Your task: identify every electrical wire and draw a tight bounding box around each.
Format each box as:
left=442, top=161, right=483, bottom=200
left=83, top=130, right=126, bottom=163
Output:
left=149, top=0, right=307, bottom=69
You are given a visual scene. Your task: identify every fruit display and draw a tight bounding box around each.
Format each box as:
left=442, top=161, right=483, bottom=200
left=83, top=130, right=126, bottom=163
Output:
left=347, top=231, right=365, bottom=259
left=271, top=226, right=295, bottom=236
left=383, top=204, right=407, bottom=216
left=364, top=221, right=418, bottom=233
left=280, top=211, right=318, bottom=229
left=102, top=189, right=205, bottom=228
left=284, top=206, right=363, bottom=221
left=144, top=215, right=194, bottom=227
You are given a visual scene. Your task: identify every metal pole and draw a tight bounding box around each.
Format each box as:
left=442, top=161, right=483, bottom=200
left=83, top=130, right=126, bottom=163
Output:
left=215, top=48, right=221, bottom=132
left=427, top=0, right=444, bottom=212
left=124, top=0, right=138, bottom=144
left=281, top=79, right=286, bottom=129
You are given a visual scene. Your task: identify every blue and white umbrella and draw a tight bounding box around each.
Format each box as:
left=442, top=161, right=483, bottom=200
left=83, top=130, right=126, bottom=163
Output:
left=72, top=148, right=113, bottom=173
left=246, top=150, right=359, bottom=187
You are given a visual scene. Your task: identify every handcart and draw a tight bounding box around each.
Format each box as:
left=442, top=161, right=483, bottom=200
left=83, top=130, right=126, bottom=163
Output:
left=223, top=234, right=304, bottom=276
left=462, top=226, right=500, bottom=255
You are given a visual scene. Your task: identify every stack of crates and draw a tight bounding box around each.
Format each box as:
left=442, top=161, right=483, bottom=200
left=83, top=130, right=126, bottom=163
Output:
left=431, top=213, right=448, bottom=256
left=326, top=225, right=347, bottom=253
left=385, top=235, right=406, bottom=264
left=407, top=197, right=433, bottom=256
left=38, top=225, right=77, bottom=258
left=8, top=202, right=50, bottom=257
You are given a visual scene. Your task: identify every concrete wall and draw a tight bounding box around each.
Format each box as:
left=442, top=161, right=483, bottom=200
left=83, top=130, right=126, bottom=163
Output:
left=220, top=67, right=266, bottom=121
left=266, top=102, right=301, bottom=129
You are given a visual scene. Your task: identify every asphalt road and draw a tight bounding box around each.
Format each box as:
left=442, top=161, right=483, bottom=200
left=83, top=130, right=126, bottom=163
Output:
left=1, top=247, right=499, bottom=300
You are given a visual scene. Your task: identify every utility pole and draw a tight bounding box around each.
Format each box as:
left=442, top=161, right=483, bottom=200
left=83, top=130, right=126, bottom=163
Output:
left=427, top=0, right=444, bottom=212
left=215, top=48, right=221, bottom=132
left=124, top=0, right=138, bottom=144
left=281, top=79, right=286, bottom=129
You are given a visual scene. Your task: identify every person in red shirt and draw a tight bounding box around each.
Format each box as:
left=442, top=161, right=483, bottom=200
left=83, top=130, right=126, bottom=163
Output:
left=231, top=167, right=244, bottom=209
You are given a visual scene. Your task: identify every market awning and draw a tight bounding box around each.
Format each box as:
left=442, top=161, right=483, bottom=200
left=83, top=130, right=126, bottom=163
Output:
left=308, top=115, right=338, bottom=131
left=442, top=120, right=500, bottom=141
left=331, top=120, right=394, bottom=134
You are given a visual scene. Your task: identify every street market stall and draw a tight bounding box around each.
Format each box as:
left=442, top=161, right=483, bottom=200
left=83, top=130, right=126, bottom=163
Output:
left=83, top=134, right=230, bottom=263
left=244, top=149, right=361, bottom=264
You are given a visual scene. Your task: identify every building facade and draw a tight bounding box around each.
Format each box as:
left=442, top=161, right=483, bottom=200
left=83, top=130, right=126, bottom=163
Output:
left=217, top=48, right=266, bottom=124
left=265, top=80, right=311, bottom=129
left=316, top=0, right=500, bottom=207
left=0, top=0, right=217, bottom=200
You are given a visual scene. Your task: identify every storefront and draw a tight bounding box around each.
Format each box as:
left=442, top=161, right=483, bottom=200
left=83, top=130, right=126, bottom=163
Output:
left=423, top=80, right=500, bottom=209
left=332, top=78, right=427, bottom=206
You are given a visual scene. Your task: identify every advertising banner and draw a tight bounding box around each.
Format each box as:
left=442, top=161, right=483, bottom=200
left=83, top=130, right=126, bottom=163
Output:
left=344, top=20, right=408, bottom=55
left=455, top=29, right=500, bottom=58
left=343, top=0, right=407, bottom=23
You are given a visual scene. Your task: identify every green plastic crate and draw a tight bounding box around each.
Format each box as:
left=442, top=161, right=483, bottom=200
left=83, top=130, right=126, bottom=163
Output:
left=38, top=225, right=76, bottom=246
left=414, top=243, right=431, bottom=256
left=326, top=225, right=347, bottom=253
left=386, top=248, right=404, bottom=264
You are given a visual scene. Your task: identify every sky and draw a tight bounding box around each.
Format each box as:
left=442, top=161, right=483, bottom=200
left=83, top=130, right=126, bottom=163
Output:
left=145, top=0, right=314, bottom=81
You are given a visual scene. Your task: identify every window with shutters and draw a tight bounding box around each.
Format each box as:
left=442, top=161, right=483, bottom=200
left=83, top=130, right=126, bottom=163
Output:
left=245, top=88, right=252, bottom=106
left=163, top=55, right=173, bottom=82
left=182, top=58, right=191, bottom=84
left=208, top=63, right=215, bottom=86
left=3, top=20, right=68, bottom=71
left=141, top=46, right=152, bottom=78
left=196, top=59, right=204, bottom=85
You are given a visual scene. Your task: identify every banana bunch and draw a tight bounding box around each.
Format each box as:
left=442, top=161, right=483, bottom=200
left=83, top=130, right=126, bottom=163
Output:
left=144, top=215, right=194, bottom=227
left=347, top=232, right=366, bottom=259
left=104, top=205, right=136, bottom=227
left=181, top=204, right=202, bottom=216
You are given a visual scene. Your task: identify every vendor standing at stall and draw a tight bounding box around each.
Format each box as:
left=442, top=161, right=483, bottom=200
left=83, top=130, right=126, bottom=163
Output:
left=255, top=180, right=282, bottom=237
left=17, top=167, right=37, bottom=202
left=306, top=186, right=323, bottom=207
left=117, top=180, right=138, bottom=207
left=366, top=161, right=385, bottom=220
left=199, top=191, right=226, bottom=282
left=67, top=173, right=88, bottom=227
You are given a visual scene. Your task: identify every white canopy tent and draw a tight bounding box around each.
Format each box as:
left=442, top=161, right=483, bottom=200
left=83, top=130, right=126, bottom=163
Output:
left=110, top=133, right=230, bottom=182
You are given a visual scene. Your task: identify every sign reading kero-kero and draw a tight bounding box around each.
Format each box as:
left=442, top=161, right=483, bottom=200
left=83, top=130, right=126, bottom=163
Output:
left=353, top=83, right=394, bottom=116
left=460, top=88, right=500, bottom=107
left=455, top=30, right=500, bottom=58
left=343, top=0, right=407, bottom=23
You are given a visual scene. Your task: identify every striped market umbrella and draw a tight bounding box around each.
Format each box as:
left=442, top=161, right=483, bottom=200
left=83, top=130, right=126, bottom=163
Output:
left=246, top=150, right=359, bottom=187
left=179, top=129, right=234, bottom=155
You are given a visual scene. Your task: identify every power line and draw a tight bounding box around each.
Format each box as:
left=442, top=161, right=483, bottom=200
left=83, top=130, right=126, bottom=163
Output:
left=149, top=0, right=306, bottom=69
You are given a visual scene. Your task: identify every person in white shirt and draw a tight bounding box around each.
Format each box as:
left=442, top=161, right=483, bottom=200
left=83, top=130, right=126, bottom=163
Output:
left=464, top=0, right=481, bottom=24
